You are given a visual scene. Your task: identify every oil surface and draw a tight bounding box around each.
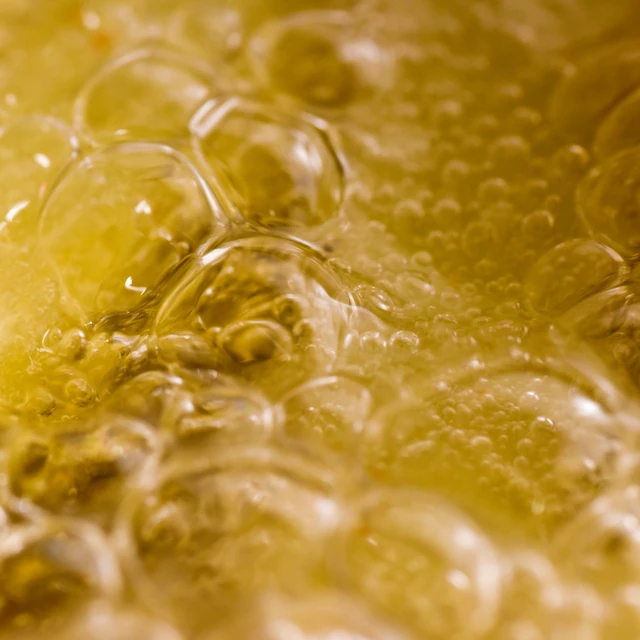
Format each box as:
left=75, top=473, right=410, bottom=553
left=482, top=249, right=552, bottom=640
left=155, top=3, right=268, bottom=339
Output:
left=0, top=0, right=639, bottom=638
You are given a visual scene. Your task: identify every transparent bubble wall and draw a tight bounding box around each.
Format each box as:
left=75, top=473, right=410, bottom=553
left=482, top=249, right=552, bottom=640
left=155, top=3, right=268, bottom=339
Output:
left=0, top=0, right=640, bottom=638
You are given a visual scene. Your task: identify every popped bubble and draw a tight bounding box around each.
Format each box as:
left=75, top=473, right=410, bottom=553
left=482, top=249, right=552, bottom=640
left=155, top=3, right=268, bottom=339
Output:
left=38, top=142, right=229, bottom=317
left=577, top=146, right=640, bottom=257
left=115, top=444, right=346, bottom=633
left=73, top=45, right=214, bottom=145
left=331, top=487, right=502, bottom=638
left=191, top=97, right=346, bottom=235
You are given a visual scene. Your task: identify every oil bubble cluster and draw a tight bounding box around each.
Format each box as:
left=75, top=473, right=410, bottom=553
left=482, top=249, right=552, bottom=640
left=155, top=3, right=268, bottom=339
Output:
left=0, top=0, right=640, bottom=638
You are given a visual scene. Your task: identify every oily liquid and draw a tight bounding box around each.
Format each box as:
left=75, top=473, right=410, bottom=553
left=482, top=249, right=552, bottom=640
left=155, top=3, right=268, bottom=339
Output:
left=0, top=0, right=640, bottom=638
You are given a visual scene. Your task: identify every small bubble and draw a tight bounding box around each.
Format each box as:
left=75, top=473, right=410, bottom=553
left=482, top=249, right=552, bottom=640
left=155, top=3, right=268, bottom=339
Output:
left=521, top=210, right=555, bottom=242
left=64, top=378, right=96, bottom=407
left=389, top=331, right=420, bottom=354
left=56, top=328, right=87, bottom=361
left=491, top=135, right=531, bottom=174
left=477, top=178, right=510, bottom=205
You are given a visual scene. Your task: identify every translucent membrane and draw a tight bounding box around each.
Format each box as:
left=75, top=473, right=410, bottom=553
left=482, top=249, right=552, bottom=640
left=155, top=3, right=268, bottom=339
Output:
left=577, top=146, right=640, bottom=257
left=155, top=235, right=355, bottom=394
left=0, top=500, right=121, bottom=636
left=525, top=239, right=627, bottom=317
left=249, top=10, right=394, bottom=111
left=361, top=347, right=634, bottom=535
left=166, top=2, right=243, bottom=61
left=276, top=374, right=372, bottom=456
left=74, top=46, right=214, bottom=145
left=550, top=42, right=640, bottom=142
left=103, top=368, right=275, bottom=452
left=191, top=97, right=346, bottom=236
left=6, top=413, right=160, bottom=526
left=114, top=444, right=347, bottom=633
left=39, top=142, right=229, bottom=317
left=331, top=487, right=502, bottom=638
left=0, top=116, right=78, bottom=241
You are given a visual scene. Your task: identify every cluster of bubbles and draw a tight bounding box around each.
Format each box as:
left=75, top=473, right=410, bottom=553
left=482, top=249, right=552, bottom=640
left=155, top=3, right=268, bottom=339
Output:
left=0, top=0, right=640, bottom=638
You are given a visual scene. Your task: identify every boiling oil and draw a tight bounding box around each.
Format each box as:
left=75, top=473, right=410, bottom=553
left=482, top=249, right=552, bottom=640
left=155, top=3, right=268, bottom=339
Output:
left=0, top=0, right=638, bottom=638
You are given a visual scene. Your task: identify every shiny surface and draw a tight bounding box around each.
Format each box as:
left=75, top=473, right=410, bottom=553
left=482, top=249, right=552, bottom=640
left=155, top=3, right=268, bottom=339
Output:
left=0, top=0, right=639, bottom=638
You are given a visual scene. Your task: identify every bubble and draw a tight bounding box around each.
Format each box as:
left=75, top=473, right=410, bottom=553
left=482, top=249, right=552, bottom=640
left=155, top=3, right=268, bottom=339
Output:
left=155, top=236, right=354, bottom=394
left=104, top=368, right=275, bottom=450
left=20, top=601, right=184, bottom=640
left=493, top=549, right=604, bottom=640
left=73, top=45, right=214, bottom=145
left=520, top=210, right=555, bottom=243
left=0, top=116, right=78, bottom=242
left=332, top=487, right=501, bottom=638
left=39, top=142, right=229, bottom=317
left=595, top=87, right=640, bottom=159
left=477, top=178, right=511, bottom=206
left=525, top=239, right=627, bottom=317
left=577, top=146, right=640, bottom=257
left=490, top=135, right=531, bottom=175
left=0, top=513, right=121, bottom=634
left=249, top=10, right=394, bottom=109
left=550, top=145, right=591, bottom=183
left=556, top=285, right=633, bottom=340
left=29, top=388, right=56, bottom=417
left=553, top=484, right=640, bottom=592
left=550, top=41, right=640, bottom=140
left=392, top=200, right=424, bottom=238
left=198, top=590, right=413, bottom=640
left=167, top=2, right=243, bottom=60
left=389, top=330, right=420, bottom=354
left=191, top=97, right=346, bottom=235
left=63, top=378, right=96, bottom=407
left=115, top=444, right=346, bottom=632
left=55, top=329, right=87, bottom=361
left=7, top=414, right=159, bottom=525
left=361, top=350, right=631, bottom=535
left=462, top=221, right=501, bottom=258
left=276, top=375, right=372, bottom=456
left=493, top=550, right=565, bottom=637
left=80, top=0, right=153, bottom=49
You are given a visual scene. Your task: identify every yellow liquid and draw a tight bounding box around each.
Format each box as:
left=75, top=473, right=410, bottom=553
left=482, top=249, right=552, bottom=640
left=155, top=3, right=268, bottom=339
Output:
left=0, top=0, right=639, bottom=638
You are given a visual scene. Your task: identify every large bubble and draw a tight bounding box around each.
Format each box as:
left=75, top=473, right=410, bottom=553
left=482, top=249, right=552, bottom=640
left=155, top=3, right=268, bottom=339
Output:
left=191, top=97, right=346, bottom=236
left=39, top=142, right=229, bottom=318
left=154, top=236, right=355, bottom=395
left=115, top=444, right=346, bottom=633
